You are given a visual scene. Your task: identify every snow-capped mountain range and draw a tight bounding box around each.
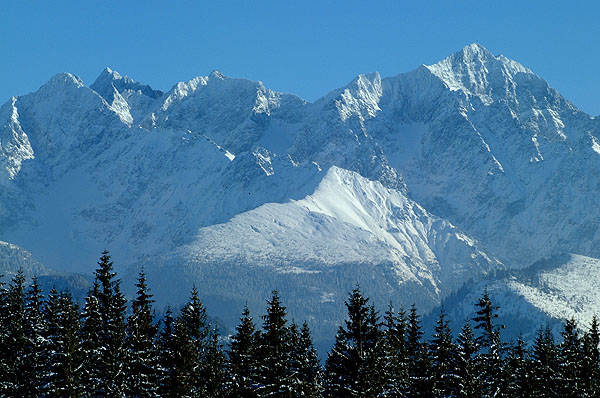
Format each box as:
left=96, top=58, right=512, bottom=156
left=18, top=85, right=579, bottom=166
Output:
left=1, top=44, right=599, bottom=341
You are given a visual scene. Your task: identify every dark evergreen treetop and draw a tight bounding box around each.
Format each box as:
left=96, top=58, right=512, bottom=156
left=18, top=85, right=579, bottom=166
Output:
left=125, top=269, right=160, bottom=398
left=406, top=304, right=432, bottom=398
left=157, top=307, right=178, bottom=398
left=3, top=253, right=600, bottom=398
left=228, top=303, right=260, bottom=398
left=85, top=251, right=128, bottom=398
left=325, top=286, right=383, bottom=398
left=44, top=287, right=82, bottom=398
left=380, top=302, right=409, bottom=397
left=2, top=270, right=27, bottom=397
left=472, top=289, right=504, bottom=398
left=22, top=277, right=47, bottom=398
left=454, top=321, right=483, bottom=398
left=257, top=290, right=293, bottom=398
left=430, top=309, right=456, bottom=398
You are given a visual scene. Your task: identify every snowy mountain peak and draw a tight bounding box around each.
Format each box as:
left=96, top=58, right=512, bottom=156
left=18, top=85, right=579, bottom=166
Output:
left=101, top=66, right=125, bottom=81
left=43, top=73, right=85, bottom=91
left=92, top=67, right=133, bottom=88
left=424, top=44, right=532, bottom=105
left=91, top=67, right=163, bottom=103
left=335, top=72, right=382, bottom=121
left=210, top=70, right=226, bottom=80
left=460, top=42, right=494, bottom=61
left=2, top=46, right=599, bottom=343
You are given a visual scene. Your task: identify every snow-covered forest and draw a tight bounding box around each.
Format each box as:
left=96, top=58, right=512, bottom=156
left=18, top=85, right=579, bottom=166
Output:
left=1, top=251, right=599, bottom=397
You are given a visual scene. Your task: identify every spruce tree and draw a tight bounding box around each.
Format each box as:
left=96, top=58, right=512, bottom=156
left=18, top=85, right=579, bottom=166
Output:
left=256, top=290, right=293, bottom=398
left=324, top=286, right=383, bottom=398
left=429, top=309, right=455, bottom=398
left=472, top=289, right=504, bottom=398
left=162, top=286, right=213, bottom=397
left=203, top=327, right=227, bottom=398
left=228, top=304, right=260, bottom=398
left=44, top=288, right=83, bottom=398
left=80, top=281, right=104, bottom=397
left=171, top=309, right=201, bottom=397
left=530, top=326, right=558, bottom=398
left=380, top=303, right=409, bottom=397
left=453, top=321, right=482, bottom=398
left=289, top=321, right=322, bottom=398
left=176, top=286, right=212, bottom=396
left=406, top=305, right=432, bottom=398
left=22, top=277, right=47, bottom=398
left=558, top=317, right=582, bottom=397
left=582, top=316, right=600, bottom=397
left=504, top=335, right=531, bottom=397
left=157, top=307, right=178, bottom=398
left=80, top=251, right=128, bottom=397
left=95, top=250, right=128, bottom=397
left=125, top=270, right=160, bottom=398
left=0, top=275, right=7, bottom=395
left=2, top=270, right=27, bottom=396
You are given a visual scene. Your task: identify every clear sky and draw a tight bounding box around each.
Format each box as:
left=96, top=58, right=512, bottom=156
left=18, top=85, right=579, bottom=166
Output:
left=2, top=0, right=599, bottom=115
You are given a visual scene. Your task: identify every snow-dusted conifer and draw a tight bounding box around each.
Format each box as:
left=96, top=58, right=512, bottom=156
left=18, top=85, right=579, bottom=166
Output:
left=202, top=327, right=227, bottom=398
left=44, top=288, right=82, bottom=397
left=256, top=290, right=293, bottom=398
left=164, top=286, right=213, bottom=397
left=228, top=304, right=260, bottom=398
left=125, top=270, right=160, bottom=398
left=80, top=281, right=104, bottom=396
left=95, top=250, right=128, bottom=397
left=157, top=307, right=178, bottom=398
left=1, top=270, right=27, bottom=396
left=453, top=321, right=482, bottom=398
left=504, top=335, right=531, bottom=397
left=177, top=286, right=212, bottom=396
left=558, top=317, right=583, bottom=397
left=324, top=286, right=383, bottom=398
left=380, top=302, right=409, bottom=397
left=472, top=289, right=503, bottom=398
left=582, top=316, right=600, bottom=396
left=0, top=275, right=8, bottom=395
left=80, top=251, right=128, bottom=397
left=530, top=326, right=558, bottom=397
left=406, top=305, right=432, bottom=398
left=22, top=277, right=47, bottom=398
left=429, top=309, right=455, bottom=398
left=289, top=321, right=322, bottom=398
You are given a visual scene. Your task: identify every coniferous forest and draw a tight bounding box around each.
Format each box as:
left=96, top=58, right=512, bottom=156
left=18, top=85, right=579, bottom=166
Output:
left=1, top=252, right=600, bottom=397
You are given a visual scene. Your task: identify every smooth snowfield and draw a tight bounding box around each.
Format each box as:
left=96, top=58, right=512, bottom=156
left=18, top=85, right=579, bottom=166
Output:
left=183, top=166, right=498, bottom=298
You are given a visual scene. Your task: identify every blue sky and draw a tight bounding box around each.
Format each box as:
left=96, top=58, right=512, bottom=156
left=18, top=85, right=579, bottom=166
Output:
left=2, top=1, right=599, bottom=114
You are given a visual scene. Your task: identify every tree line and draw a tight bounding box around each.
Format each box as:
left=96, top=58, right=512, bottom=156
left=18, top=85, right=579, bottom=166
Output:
left=1, top=251, right=599, bottom=397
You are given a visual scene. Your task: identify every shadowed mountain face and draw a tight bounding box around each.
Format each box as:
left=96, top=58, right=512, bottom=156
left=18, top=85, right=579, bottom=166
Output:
left=0, top=44, right=599, bottom=341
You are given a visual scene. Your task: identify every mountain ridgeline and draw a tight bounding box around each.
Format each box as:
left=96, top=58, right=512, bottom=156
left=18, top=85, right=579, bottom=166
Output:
left=1, top=44, right=599, bottom=342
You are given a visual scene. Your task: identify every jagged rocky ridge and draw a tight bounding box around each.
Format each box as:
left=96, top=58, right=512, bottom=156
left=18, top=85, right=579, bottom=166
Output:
left=1, top=44, right=599, bottom=341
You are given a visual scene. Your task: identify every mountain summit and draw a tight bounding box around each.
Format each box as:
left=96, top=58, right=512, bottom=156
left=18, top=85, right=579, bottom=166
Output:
left=0, top=44, right=598, bottom=341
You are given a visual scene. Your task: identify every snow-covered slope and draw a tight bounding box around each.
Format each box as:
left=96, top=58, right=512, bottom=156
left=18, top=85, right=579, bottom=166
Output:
left=0, top=43, right=599, bottom=341
left=176, top=166, right=496, bottom=295
left=437, top=254, right=600, bottom=342
left=134, top=167, right=498, bottom=341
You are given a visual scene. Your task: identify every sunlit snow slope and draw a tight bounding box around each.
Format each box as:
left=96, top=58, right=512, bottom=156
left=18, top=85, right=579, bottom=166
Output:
left=437, top=254, right=600, bottom=342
